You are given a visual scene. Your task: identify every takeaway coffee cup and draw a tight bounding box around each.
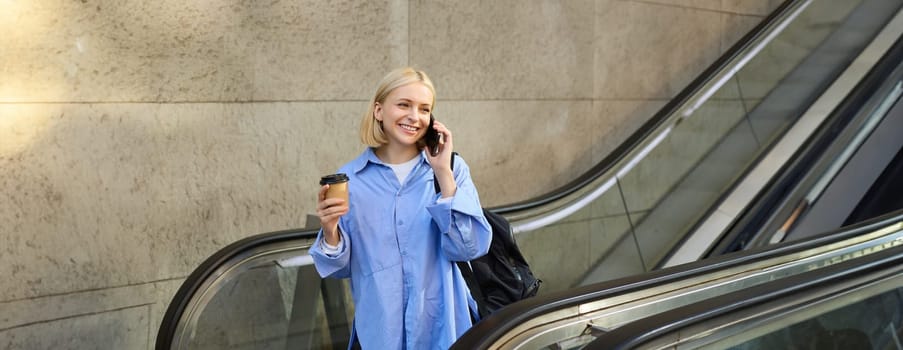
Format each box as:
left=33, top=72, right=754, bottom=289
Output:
left=320, top=173, right=349, bottom=202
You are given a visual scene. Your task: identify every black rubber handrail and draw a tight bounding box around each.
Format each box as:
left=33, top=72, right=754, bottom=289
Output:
left=449, top=209, right=903, bottom=349
left=584, top=234, right=903, bottom=349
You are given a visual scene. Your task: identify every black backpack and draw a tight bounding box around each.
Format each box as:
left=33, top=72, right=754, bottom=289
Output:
left=435, top=154, right=542, bottom=318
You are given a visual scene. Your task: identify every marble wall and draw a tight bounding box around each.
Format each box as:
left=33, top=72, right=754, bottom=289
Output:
left=0, top=0, right=780, bottom=348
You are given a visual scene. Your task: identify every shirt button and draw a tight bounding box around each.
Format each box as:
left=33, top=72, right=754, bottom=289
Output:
left=398, top=220, right=404, bottom=226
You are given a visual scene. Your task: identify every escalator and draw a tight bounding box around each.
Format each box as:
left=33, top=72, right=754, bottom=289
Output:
left=155, top=0, right=903, bottom=349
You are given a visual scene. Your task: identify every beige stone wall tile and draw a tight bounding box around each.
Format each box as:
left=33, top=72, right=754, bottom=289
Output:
left=721, top=12, right=768, bottom=53
left=595, top=0, right=724, bottom=99
left=0, top=1, right=405, bottom=102
left=638, top=0, right=721, bottom=12
left=243, top=0, right=409, bottom=101
left=410, top=0, right=594, bottom=99
left=436, top=101, right=595, bottom=206
left=0, top=283, right=153, bottom=331
left=1, top=107, right=157, bottom=299
left=722, top=0, right=785, bottom=15
left=0, top=102, right=365, bottom=299
left=1, top=2, right=246, bottom=102
left=0, top=305, right=149, bottom=349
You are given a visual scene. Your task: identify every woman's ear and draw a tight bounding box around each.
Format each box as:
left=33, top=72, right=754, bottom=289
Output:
left=374, top=102, right=383, bottom=122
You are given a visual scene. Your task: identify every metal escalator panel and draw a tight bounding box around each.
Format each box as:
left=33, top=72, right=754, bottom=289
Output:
left=583, top=235, right=903, bottom=350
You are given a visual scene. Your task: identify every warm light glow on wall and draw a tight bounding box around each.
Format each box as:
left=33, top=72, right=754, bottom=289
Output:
left=0, top=0, right=43, bottom=102
left=0, top=109, right=51, bottom=155
left=0, top=0, right=20, bottom=24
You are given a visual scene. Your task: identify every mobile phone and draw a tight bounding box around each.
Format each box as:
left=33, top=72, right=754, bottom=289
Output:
left=424, top=114, right=442, bottom=156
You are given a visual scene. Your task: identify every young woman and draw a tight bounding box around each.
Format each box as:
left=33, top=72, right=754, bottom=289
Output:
left=310, top=67, right=492, bottom=349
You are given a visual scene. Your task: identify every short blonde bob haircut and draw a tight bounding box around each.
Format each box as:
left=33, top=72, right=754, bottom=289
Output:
left=360, top=67, right=436, bottom=147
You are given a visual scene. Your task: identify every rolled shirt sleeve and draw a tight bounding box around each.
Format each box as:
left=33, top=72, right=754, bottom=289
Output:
left=309, top=224, right=352, bottom=279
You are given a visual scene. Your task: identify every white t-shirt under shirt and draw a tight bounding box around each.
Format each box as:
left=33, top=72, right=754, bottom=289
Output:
left=388, top=155, right=420, bottom=186
left=322, top=155, right=450, bottom=254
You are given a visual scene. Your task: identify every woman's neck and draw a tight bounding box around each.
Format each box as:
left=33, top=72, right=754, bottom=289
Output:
left=374, top=143, right=419, bottom=164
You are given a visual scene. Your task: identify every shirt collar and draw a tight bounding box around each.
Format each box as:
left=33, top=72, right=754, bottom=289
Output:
left=350, top=147, right=430, bottom=174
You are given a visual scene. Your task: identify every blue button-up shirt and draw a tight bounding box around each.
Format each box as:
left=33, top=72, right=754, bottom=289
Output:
left=310, top=148, right=492, bottom=350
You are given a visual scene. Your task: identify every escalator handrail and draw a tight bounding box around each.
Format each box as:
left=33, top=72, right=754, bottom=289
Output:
left=450, top=209, right=903, bottom=349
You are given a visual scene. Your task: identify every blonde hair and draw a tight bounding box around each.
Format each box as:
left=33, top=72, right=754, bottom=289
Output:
left=360, top=67, right=436, bottom=147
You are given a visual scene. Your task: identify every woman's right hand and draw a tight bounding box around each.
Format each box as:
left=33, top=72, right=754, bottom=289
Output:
left=317, top=184, right=348, bottom=245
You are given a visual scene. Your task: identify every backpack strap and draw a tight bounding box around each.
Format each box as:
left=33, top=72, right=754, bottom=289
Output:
left=457, top=259, right=489, bottom=319
left=432, top=152, right=457, bottom=194
left=432, top=153, right=489, bottom=319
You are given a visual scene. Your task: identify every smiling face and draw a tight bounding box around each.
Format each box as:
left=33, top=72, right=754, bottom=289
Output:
left=374, top=82, right=434, bottom=151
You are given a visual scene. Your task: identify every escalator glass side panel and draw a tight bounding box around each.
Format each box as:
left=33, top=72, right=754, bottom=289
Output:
left=160, top=235, right=353, bottom=350
left=712, top=276, right=903, bottom=350
left=583, top=238, right=903, bottom=349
